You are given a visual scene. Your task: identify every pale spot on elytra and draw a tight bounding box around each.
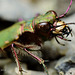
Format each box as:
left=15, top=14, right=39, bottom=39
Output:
left=5, top=41, right=9, bottom=44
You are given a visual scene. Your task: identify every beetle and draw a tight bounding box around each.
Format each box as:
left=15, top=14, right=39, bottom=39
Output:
left=0, top=0, right=75, bottom=75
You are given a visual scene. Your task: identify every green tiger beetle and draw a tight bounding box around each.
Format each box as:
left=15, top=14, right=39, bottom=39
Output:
left=0, top=0, right=75, bottom=75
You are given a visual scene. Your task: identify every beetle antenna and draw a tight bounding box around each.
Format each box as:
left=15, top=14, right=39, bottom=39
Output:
left=57, top=0, right=72, bottom=18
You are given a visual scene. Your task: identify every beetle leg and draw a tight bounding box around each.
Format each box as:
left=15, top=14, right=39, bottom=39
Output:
left=11, top=44, right=23, bottom=75
left=13, top=42, right=41, bottom=51
left=13, top=42, right=49, bottom=75
left=23, top=48, right=49, bottom=75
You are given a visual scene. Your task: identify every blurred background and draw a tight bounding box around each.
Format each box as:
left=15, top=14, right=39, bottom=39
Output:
left=0, top=0, right=75, bottom=75
left=0, top=0, right=75, bottom=21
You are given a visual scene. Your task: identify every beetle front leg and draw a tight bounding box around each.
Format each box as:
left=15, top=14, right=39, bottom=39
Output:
left=11, top=44, right=23, bottom=75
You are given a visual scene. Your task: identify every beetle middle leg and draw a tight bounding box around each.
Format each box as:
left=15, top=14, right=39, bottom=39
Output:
left=12, top=42, right=49, bottom=75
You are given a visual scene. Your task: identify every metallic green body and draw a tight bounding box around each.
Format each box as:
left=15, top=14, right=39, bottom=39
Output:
left=0, top=21, right=25, bottom=49
left=0, top=11, right=56, bottom=49
left=25, top=11, right=56, bottom=31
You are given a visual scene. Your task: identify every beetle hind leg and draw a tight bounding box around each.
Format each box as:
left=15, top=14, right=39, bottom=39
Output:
left=13, top=42, right=49, bottom=75
left=23, top=48, right=49, bottom=75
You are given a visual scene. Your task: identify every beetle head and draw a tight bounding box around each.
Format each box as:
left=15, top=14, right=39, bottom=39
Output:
left=50, top=20, right=74, bottom=45
left=34, top=22, right=52, bottom=40
left=52, top=21, right=72, bottom=37
left=34, top=20, right=75, bottom=45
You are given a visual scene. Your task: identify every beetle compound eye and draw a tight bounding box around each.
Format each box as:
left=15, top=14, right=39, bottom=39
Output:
left=35, top=22, right=51, bottom=33
left=39, top=22, right=47, bottom=26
